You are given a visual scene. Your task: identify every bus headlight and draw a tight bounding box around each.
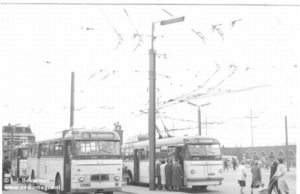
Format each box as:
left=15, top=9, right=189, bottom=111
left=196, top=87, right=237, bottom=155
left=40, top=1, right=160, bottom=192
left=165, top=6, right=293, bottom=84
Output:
left=191, top=169, right=195, bottom=174
left=114, top=176, right=120, bottom=181
left=22, top=169, right=26, bottom=172
left=219, top=169, right=223, bottom=173
left=78, top=177, right=85, bottom=182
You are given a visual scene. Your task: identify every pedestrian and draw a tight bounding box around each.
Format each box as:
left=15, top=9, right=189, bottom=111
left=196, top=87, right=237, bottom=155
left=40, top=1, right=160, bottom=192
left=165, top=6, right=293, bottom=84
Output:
left=273, top=158, right=289, bottom=194
left=259, top=183, right=268, bottom=194
left=265, top=160, right=270, bottom=170
left=160, top=159, right=167, bottom=190
left=155, top=159, right=162, bottom=190
left=224, top=159, right=228, bottom=171
left=251, top=160, right=262, bottom=194
left=172, top=159, right=183, bottom=191
left=233, top=158, right=237, bottom=171
left=165, top=159, right=173, bottom=190
left=237, top=161, right=247, bottom=194
left=268, top=156, right=281, bottom=194
left=2, top=155, right=11, bottom=190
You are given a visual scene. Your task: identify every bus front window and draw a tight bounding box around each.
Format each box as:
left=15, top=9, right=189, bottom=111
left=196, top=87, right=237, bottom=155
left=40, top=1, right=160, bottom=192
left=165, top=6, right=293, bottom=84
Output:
left=186, top=144, right=221, bottom=160
left=21, top=149, right=28, bottom=159
left=75, top=141, right=120, bottom=158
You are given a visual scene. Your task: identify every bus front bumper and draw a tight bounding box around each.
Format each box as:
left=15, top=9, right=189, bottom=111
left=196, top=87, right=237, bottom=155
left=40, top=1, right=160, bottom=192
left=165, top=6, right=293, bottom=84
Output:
left=71, top=187, right=121, bottom=193
left=185, top=177, right=224, bottom=187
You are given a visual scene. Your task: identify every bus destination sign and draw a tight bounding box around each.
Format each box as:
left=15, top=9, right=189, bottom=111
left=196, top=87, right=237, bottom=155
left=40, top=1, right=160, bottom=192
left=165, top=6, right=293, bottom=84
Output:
left=90, top=132, right=114, bottom=139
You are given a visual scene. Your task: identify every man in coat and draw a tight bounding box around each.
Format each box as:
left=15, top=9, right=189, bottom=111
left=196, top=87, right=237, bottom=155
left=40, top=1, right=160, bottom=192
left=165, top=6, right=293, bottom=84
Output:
left=165, top=159, right=173, bottom=190
left=172, top=159, right=183, bottom=191
left=268, top=156, right=281, bottom=194
left=155, top=160, right=162, bottom=190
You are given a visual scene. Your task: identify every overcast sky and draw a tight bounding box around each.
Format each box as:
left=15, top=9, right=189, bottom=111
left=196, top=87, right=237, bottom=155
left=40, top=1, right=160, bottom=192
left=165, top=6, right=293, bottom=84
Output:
left=1, top=1, right=299, bottom=147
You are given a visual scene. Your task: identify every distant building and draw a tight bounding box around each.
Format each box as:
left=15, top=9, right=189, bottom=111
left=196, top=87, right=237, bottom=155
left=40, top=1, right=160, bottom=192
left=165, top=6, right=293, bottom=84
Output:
left=221, top=144, right=296, bottom=166
left=2, top=125, right=36, bottom=159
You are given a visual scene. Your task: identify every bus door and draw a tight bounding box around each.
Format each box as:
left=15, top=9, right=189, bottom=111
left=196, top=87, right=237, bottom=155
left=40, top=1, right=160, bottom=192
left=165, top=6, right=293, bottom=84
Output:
left=133, top=149, right=139, bottom=182
left=63, top=140, right=71, bottom=193
left=175, top=144, right=185, bottom=185
left=37, top=144, right=42, bottom=178
left=16, top=149, right=20, bottom=178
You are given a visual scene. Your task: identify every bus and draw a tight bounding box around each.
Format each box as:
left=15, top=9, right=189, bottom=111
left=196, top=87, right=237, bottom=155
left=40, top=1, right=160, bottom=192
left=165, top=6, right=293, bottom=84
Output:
left=122, top=135, right=224, bottom=190
left=11, top=142, right=30, bottom=182
left=27, top=128, right=122, bottom=194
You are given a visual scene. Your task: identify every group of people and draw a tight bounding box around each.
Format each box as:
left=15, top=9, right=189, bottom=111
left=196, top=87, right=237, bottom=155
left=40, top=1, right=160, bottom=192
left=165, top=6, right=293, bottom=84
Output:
left=237, top=156, right=290, bottom=194
left=223, top=157, right=238, bottom=171
left=156, top=158, right=183, bottom=191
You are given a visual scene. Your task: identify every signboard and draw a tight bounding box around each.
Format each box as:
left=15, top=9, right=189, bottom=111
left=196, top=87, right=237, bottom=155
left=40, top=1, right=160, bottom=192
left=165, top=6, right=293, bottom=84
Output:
left=90, top=132, right=114, bottom=139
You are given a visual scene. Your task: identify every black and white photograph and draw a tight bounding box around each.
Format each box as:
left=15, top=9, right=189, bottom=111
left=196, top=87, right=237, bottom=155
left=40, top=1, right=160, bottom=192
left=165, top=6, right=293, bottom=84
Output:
left=1, top=0, right=299, bottom=194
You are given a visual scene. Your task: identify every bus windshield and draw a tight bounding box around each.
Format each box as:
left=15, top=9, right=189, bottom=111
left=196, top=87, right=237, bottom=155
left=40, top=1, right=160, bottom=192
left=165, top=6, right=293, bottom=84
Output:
left=75, top=140, right=120, bottom=158
left=21, top=149, right=28, bottom=159
left=186, top=144, right=221, bottom=160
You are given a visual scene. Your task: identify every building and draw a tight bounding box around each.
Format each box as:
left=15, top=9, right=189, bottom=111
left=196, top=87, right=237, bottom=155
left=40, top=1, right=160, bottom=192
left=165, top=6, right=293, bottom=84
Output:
left=221, top=144, right=297, bottom=166
left=2, top=125, right=36, bottom=159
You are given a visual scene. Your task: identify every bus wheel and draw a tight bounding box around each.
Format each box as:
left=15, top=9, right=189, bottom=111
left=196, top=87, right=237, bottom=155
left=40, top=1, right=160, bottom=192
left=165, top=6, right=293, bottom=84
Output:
left=55, top=175, right=63, bottom=194
left=126, top=172, right=133, bottom=185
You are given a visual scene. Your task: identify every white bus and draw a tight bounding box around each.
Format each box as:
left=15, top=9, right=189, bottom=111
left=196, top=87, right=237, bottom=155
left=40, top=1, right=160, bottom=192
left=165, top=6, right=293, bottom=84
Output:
left=27, top=129, right=122, bottom=194
left=11, top=142, right=30, bottom=182
left=122, top=136, right=224, bottom=190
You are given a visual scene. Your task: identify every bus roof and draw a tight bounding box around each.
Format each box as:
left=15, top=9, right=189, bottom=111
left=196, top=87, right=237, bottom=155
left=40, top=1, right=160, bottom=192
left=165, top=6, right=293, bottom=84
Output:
left=124, top=135, right=220, bottom=149
left=13, top=142, right=30, bottom=149
left=36, top=128, right=120, bottom=142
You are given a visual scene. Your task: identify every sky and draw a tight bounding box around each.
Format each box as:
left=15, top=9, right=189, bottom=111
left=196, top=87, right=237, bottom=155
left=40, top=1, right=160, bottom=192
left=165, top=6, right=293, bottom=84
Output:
left=0, top=1, right=299, bottom=148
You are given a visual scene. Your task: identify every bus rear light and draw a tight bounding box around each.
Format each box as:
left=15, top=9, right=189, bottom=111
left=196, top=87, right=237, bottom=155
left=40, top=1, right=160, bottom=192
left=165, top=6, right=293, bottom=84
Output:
left=191, top=169, right=195, bottom=174
left=115, top=182, right=119, bottom=186
left=78, top=177, right=85, bottom=182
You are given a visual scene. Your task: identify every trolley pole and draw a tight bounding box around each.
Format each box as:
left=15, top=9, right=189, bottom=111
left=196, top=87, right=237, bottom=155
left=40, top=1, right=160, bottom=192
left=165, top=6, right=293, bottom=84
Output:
left=70, top=72, right=75, bottom=128
left=285, top=116, right=289, bottom=172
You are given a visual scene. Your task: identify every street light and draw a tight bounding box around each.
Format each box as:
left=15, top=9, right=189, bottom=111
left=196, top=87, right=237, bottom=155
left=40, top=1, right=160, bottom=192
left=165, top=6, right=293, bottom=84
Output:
left=187, top=102, right=210, bottom=136
left=149, top=16, right=185, bottom=191
left=10, top=123, right=21, bottom=162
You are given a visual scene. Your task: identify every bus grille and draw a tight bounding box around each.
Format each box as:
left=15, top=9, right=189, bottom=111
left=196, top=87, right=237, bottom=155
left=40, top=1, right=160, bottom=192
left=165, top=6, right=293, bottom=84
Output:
left=91, top=174, right=110, bottom=181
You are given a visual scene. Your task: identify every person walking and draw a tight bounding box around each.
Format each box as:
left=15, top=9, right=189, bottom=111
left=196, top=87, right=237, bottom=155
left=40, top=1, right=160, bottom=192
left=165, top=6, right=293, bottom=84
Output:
left=224, top=159, right=229, bottom=171
left=273, top=158, right=289, bottom=194
left=155, top=159, right=162, bottom=190
left=237, top=161, right=247, bottom=194
left=268, top=156, right=281, bottom=194
left=172, top=159, right=183, bottom=191
left=2, top=155, right=11, bottom=190
left=160, top=160, right=167, bottom=190
left=165, top=159, right=173, bottom=191
left=251, top=160, right=262, bottom=194
left=233, top=158, right=237, bottom=171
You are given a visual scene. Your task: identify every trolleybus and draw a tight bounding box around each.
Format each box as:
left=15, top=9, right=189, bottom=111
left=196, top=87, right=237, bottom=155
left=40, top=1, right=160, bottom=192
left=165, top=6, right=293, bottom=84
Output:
left=27, top=128, right=122, bottom=194
left=122, top=135, right=223, bottom=190
left=11, top=142, right=30, bottom=182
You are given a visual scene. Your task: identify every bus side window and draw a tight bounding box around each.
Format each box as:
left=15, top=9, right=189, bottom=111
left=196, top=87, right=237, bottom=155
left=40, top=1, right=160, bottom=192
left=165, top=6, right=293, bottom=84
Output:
left=161, top=146, right=168, bottom=159
left=140, top=148, right=147, bottom=160
left=168, top=146, right=175, bottom=160
left=48, top=144, right=54, bottom=157
left=155, top=147, right=161, bottom=159
left=129, top=148, right=134, bottom=160
left=41, top=144, right=46, bottom=157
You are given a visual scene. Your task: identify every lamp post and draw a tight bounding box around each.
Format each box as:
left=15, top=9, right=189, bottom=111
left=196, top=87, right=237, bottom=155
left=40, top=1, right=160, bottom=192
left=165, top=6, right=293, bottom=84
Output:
left=10, top=123, right=21, bottom=162
left=187, top=102, right=210, bottom=135
left=149, top=16, right=184, bottom=190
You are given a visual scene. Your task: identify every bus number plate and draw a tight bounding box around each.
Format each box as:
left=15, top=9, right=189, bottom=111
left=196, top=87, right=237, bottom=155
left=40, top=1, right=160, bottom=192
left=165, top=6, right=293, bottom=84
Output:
left=80, top=183, right=91, bottom=187
left=208, top=173, right=215, bottom=176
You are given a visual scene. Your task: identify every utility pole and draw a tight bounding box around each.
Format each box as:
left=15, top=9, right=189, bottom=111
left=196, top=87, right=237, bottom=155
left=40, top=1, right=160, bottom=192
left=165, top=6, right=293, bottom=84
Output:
left=205, top=117, right=207, bottom=136
left=285, top=116, right=289, bottom=172
left=70, top=72, right=75, bottom=128
left=10, top=124, right=14, bottom=162
left=198, top=106, right=201, bottom=136
left=245, top=110, right=258, bottom=161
